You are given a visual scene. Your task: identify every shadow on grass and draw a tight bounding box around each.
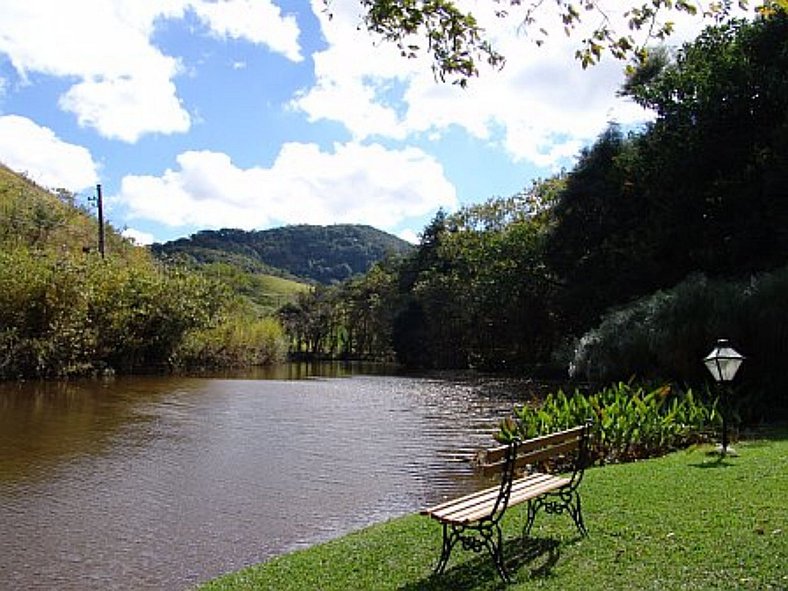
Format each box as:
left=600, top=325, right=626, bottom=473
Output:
left=689, top=455, right=736, bottom=469
left=743, top=423, right=788, bottom=442
left=399, top=536, right=560, bottom=591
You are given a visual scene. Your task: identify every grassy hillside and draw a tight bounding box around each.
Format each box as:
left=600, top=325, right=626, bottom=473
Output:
left=198, top=261, right=309, bottom=315
left=0, top=164, right=307, bottom=316
left=0, top=164, right=132, bottom=257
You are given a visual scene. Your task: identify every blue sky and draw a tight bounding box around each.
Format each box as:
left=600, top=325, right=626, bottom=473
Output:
left=0, top=1, right=709, bottom=245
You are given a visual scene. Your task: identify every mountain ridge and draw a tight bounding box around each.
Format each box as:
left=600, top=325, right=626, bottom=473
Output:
left=151, top=223, right=414, bottom=284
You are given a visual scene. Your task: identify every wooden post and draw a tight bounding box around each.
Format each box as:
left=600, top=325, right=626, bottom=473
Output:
left=96, top=183, right=105, bottom=258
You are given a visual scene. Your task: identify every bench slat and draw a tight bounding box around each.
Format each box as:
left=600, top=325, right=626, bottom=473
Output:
left=422, top=485, right=503, bottom=518
left=481, top=424, right=585, bottom=465
left=512, top=438, right=580, bottom=472
left=445, top=474, right=567, bottom=523
left=481, top=436, right=581, bottom=476
left=508, top=473, right=570, bottom=505
left=423, top=472, right=570, bottom=525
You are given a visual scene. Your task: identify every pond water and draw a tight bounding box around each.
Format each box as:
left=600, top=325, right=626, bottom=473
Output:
left=0, top=364, right=536, bottom=590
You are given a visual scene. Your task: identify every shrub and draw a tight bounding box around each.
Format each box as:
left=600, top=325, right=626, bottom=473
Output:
left=570, top=267, right=788, bottom=419
left=497, top=381, right=717, bottom=465
left=0, top=248, right=97, bottom=377
left=174, top=314, right=288, bottom=368
left=0, top=247, right=230, bottom=377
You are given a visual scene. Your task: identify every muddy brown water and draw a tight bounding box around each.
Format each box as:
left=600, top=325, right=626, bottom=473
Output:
left=0, top=364, right=534, bottom=590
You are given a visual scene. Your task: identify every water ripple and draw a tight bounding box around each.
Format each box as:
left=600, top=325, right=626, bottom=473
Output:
left=0, top=371, right=530, bottom=590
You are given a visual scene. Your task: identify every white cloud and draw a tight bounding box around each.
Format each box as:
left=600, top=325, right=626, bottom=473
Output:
left=114, top=143, right=457, bottom=232
left=122, top=227, right=156, bottom=245
left=289, top=0, right=425, bottom=140
left=191, top=0, right=302, bottom=62
left=0, top=1, right=190, bottom=142
left=397, top=228, right=420, bottom=245
left=293, top=0, right=717, bottom=168
left=0, top=115, right=99, bottom=190
left=59, top=72, right=190, bottom=143
left=0, top=0, right=302, bottom=142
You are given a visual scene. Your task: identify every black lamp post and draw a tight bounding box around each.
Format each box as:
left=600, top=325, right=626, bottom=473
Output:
left=703, top=339, right=745, bottom=457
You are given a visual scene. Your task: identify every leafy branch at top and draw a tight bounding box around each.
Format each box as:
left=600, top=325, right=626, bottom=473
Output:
left=334, top=0, right=785, bottom=84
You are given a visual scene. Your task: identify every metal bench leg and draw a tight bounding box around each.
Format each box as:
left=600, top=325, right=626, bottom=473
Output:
left=435, top=522, right=458, bottom=575
left=568, top=491, right=588, bottom=537
left=434, top=522, right=511, bottom=583
left=524, top=498, right=542, bottom=537
left=483, top=523, right=510, bottom=584
left=525, top=491, right=587, bottom=538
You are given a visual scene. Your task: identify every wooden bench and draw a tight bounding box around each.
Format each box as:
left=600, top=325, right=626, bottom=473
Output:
left=421, top=422, right=592, bottom=583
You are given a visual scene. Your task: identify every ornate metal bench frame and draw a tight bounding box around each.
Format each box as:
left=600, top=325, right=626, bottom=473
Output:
left=421, top=421, right=592, bottom=583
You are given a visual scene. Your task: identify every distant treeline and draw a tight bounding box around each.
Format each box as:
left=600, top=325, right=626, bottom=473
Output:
left=282, top=15, right=788, bottom=417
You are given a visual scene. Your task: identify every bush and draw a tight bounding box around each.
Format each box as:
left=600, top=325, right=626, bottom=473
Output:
left=570, top=267, right=788, bottom=419
left=174, top=315, right=288, bottom=368
left=0, top=247, right=230, bottom=377
left=0, top=248, right=97, bottom=377
left=497, top=382, right=717, bottom=465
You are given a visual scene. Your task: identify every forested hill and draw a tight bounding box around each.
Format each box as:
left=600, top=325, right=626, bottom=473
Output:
left=152, top=224, right=414, bottom=284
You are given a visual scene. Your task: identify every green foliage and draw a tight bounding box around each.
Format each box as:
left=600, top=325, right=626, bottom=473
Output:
left=391, top=190, right=560, bottom=370
left=299, top=14, right=788, bottom=393
left=497, top=382, right=717, bottom=465
left=632, top=13, right=787, bottom=276
left=89, top=261, right=229, bottom=372
left=545, top=124, right=652, bottom=334
left=0, top=248, right=95, bottom=377
left=0, top=164, right=283, bottom=377
left=549, top=13, right=788, bottom=336
left=277, top=286, right=338, bottom=357
left=336, top=263, right=400, bottom=359
left=354, top=0, right=774, bottom=85
left=0, top=164, right=130, bottom=256
left=0, top=245, right=230, bottom=377
left=359, top=0, right=503, bottom=86
left=0, top=243, right=291, bottom=376
left=198, top=261, right=309, bottom=316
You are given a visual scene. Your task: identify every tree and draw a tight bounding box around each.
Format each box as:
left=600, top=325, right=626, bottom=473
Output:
left=338, top=261, right=399, bottom=359
left=623, top=12, right=788, bottom=276
left=546, top=12, right=788, bottom=336
left=388, top=191, right=559, bottom=370
left=352, top=0, right=786, bottom=85
left=545, top=125, right=660, bottom=334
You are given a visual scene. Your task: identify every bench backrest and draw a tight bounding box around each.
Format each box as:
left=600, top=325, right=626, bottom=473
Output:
left=478, top=421, right=592, bottom=483
left=465, top=422, right=591, bottom=525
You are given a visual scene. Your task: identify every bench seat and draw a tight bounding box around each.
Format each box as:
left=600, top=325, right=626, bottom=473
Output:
left=422, top=472, right=570, bottom=524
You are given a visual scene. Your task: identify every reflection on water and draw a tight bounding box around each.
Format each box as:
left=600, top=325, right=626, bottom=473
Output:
left=0, top=366, right=536, bottom=590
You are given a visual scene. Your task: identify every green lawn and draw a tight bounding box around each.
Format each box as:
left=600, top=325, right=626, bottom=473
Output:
left=199, top=429, right=787, bottom=590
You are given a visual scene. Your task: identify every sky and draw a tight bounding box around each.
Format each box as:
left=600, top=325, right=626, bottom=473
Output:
left=0, top=0, right=712, bottom=246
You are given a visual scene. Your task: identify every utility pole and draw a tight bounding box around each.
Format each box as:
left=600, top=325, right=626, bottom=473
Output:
left=96, top=183, right=105, bottom=258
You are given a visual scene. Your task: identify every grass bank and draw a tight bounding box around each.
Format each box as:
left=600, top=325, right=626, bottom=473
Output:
left=200, top=429, right=787, bottom=590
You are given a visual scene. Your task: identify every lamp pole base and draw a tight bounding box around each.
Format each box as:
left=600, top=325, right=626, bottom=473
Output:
left=709, top=443, right=738, bottom=457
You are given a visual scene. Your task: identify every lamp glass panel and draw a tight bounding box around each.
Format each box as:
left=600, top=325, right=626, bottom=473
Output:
left=718, top=357, right=743, bottom=381
left=704, top=343, right=744, bottom=382
left=704, top=357, right=723, bottom=381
